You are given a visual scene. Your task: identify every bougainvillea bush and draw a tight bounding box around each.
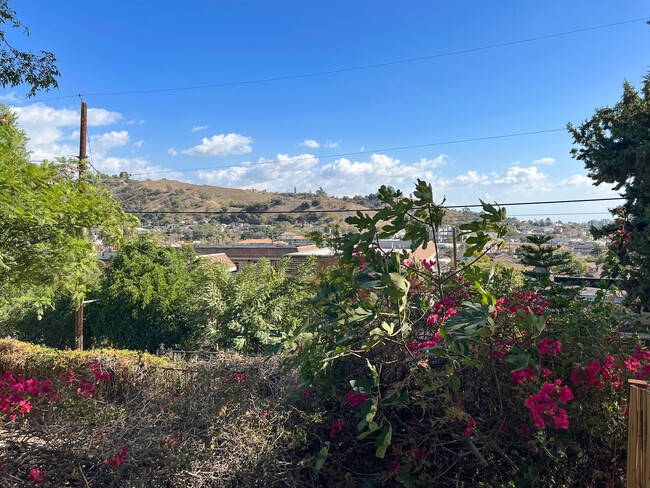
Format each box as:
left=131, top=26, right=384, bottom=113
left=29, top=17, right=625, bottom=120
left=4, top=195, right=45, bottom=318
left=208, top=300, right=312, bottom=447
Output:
left=281, top=180, right=643, bottom=487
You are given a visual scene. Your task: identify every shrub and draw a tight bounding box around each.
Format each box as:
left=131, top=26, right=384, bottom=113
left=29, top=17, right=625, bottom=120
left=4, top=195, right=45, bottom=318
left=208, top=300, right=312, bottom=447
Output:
left=280, top=180, right=637, bottom=486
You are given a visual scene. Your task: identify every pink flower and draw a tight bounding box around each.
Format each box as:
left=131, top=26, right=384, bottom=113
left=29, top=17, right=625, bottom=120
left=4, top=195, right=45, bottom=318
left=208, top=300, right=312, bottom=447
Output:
left=558, top=385, right=574, bottom=404
left=553, top=408, right=569, bottom=429
left=28, top=469, right=47, bottom=484
left=386, top=457, right=401, bottom=474
left=345, top=391, right=367, bottom=407
left=511, top=367, right=535, bottom=386
left=329, top=420, right=344, bottom=437
left=520, top=424, right=531, bottom=435
left=426, top=314, right=438, bottom=324
left=107, top=445, right=128, bottom=467
left=465, top=419, right=477, bottom=436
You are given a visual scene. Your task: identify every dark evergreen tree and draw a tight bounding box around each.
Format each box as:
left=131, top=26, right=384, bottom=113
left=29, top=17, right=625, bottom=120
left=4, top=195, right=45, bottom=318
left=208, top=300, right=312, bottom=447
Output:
left=568, top=74, right=650, bottom=308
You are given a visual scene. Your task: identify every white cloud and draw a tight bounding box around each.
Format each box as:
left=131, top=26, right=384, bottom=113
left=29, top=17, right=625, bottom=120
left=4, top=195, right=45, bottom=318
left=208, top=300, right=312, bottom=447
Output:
left=300, top=139, right=320, bottom=148
left=90, top=130, right=130, bottom=154
left=168, top=148, right=178, bottom=156
left=125, top=119, right=145, bottom=125
left=0, top=92, right=21, bottom=103
left=133, top=139, right=144, bottom=148
left=531, top=157, right=556, bottom=165
left=414, top=155, right=447, bottom=169
left=559, top=174, right=595, bottom=187
left=182, top=133, right=253, bottom=157
left=10, top=103, right=123, bottom=160
left=325, top=140, right=340, bottom=148
left=191, top=125, right=208, bottom=132
left=490, top=166, right=548, bottom=189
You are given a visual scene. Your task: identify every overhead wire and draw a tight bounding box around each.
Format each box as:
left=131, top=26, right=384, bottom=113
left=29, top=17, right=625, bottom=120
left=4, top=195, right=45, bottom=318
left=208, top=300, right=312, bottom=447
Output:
left=19, top=16, right=650, bottom=103
left=122, top=196, right=626, bottom=215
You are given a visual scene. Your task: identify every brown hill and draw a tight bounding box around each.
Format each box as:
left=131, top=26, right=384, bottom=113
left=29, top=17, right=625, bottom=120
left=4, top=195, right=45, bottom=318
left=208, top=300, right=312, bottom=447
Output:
left=101, top=176, right=369, bottom=227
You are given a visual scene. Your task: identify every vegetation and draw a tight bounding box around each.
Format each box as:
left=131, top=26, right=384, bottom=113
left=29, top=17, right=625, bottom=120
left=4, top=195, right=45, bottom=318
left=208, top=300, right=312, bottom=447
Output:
left=0, top=105, right=133, bottom=323
left=0, top=179, right=643, bottom=486
left=202, top=257, right=316, bottom=353
left=569, top=74, right=650, bottom=308
left=88, top=236, right=210, bottom=352
left=0, top=1, right=60, bottom=96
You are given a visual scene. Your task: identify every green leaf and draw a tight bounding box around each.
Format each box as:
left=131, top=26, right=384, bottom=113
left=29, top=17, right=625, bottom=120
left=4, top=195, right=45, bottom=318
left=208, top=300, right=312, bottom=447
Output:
left=449, top=375, right=461, bottom=392
left=313, top=442, right=330, bottom=474
left=375, top=425, right=392, bottom=459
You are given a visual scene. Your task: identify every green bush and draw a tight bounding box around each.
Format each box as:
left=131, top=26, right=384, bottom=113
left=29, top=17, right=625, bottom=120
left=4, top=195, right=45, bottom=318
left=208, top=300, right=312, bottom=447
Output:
left=279, top=180, right=637, bottom=486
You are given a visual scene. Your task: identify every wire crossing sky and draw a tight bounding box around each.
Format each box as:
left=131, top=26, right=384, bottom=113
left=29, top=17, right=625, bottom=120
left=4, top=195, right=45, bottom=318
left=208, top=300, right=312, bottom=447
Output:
left=2, top=1, right=648, bottom=221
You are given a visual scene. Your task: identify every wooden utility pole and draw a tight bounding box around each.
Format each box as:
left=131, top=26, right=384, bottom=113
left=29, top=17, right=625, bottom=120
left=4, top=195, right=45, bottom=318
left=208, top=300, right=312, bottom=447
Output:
left=452, top=227, right=458, bottom=270
left=75, top=100, right=87, bottom=350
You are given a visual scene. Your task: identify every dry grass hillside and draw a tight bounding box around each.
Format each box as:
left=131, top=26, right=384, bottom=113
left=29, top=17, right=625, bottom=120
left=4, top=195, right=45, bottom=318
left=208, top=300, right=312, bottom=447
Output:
left=101, top=176, right=371, bottom=226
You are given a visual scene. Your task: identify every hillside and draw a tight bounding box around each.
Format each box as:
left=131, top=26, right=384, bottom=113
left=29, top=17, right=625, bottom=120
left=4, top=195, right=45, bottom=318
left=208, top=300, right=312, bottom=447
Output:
left=101, top=175, right=372, bottom=228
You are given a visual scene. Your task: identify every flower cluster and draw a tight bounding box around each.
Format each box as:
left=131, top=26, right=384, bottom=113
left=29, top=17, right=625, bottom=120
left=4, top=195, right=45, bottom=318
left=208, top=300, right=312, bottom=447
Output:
left=329, top=419, right=343, bottom=437
left=465, top=419, right=477, bottom=436
left=407, top=332, right=442, bottom=356
left=539, top=338, right=562, bottom=356
left=525, top=380, right=574, bottom=429
left=28, top=468, right=48, bottom=485
left=222, top=372, right=248, bottom=384
left=1, top=371, right=55, bottom=420
left=89, top=363, right=111, bottom=381
left=106, top=445, right=128, bottom=466
left=345, top=391, right=367, bottom=407
left=510, top=366, right=535, bottom=386
left=492, top=290, right=551, bottom=318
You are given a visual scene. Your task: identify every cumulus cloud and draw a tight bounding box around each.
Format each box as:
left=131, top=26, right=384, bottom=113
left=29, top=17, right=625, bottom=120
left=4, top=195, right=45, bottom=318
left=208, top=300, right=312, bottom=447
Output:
left=0, top=92, right=21, bottom=103
left=182, top=133, right=253, bottom=157
left=414, top=155, right=447, bottom=169
left=168, top=148, right=178, bottom=156
left=10, top=103, right=122, bottom=159
left=490, top=166, right=548, bottom=189
left=9, top=102, right=182, bottom=179
left=194, top=154, right=562, bottom=202
left=133, top=139, right=144, bottom=148
left=300, top=139, right=320, bottom=148
left=531, top=157, right=556, bottom=165
left=91, top=131, right=130, bottom=155
left=559, top=174, right=595, bottom=187
left=300, top=139, right=340, bottom=149
left=191, top=125, right=208, bottom=132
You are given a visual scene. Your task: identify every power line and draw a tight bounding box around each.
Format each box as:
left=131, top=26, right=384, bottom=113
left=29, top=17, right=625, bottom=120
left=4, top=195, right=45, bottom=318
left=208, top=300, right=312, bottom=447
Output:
left=21, top=16, right=649, bottom=103
left=129, top=128, right=567, bottom=176
left=123, top=196, right=625, bottom=215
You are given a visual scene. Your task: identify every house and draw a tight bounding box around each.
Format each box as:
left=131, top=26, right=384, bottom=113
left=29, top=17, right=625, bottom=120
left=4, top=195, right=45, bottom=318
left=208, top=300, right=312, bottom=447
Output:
left=198, top=253, right=237, bottom=272
left=278, top=232, right=315, bottom=246
left=194, top=243, right=320, bottom=271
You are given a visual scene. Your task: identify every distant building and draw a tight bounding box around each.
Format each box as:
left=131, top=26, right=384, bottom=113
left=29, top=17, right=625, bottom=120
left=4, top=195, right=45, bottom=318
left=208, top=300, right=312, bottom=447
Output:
left=278, top=232, right=315, bottom=246
left=198, top=253, right=237, bottom=272
left=194, top=243, right=320, bottom=271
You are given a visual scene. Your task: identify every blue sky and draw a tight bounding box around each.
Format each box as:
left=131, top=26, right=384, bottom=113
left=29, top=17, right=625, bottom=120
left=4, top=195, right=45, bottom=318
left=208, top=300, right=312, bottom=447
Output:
left=2, top=1, right=649, bottom=221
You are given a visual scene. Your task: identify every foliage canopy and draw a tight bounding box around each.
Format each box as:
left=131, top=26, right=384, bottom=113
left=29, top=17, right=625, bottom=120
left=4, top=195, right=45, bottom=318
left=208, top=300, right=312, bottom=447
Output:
left=0, top=105, right=133, bottom=322
left=568, top=74, right=650, bottom=307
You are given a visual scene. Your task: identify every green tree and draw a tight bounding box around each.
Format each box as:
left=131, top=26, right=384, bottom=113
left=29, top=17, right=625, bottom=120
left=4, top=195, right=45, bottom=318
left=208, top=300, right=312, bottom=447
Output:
left=0, top=0, right=59, bottom=96
left=89, top=236, right=210, bottom=351
left=0, top=105, right=133, bottom=322
left=202, top=257, right=316, bottom=353
left=517, top=235, right=573, bottom=278
left=568, top=74, right=650, bottom=307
